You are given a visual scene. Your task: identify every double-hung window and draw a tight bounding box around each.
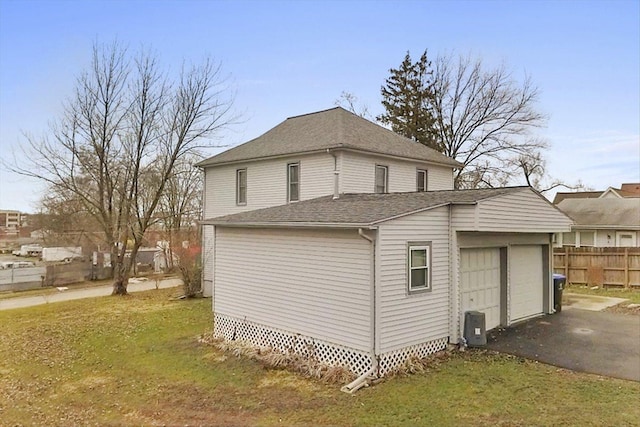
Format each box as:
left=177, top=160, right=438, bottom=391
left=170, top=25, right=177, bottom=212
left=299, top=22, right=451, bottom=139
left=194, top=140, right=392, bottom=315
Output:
left=375, top=165, right=388, bottom=194
left=408, top=242, right=431, bottom=293
left=287, top=163, right=299, bottom=202
left=236, top=168, right=247, bottom=205
left=416, top=169, right=427, bottom=192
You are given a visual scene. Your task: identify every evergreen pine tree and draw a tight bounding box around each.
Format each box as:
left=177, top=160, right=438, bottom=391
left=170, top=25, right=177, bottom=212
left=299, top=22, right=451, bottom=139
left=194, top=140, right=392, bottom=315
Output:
left=377, top=50, right=441, bottom=151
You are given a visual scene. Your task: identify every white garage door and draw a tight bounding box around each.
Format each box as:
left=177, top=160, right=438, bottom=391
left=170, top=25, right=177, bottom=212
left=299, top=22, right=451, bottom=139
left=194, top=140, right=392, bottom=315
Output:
left=460, top=248, right=501, bottom=331
left=510, top=245, right=543, bottom=321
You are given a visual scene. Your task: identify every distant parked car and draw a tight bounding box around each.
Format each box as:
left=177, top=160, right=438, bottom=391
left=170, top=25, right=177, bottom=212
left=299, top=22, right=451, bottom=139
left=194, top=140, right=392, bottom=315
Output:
left=0, top=261, right=36, bottom=269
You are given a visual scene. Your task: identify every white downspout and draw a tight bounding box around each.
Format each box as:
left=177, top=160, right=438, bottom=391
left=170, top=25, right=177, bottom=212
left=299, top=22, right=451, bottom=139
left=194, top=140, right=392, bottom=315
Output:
left=342, top=227, right=377, bottom=393
left=327, top=149, right=339, bottom=199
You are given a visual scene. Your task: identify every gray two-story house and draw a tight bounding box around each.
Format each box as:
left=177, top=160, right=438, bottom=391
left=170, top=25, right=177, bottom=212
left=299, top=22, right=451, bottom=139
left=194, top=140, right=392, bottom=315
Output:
left=197, top=107, right=572, bottom=382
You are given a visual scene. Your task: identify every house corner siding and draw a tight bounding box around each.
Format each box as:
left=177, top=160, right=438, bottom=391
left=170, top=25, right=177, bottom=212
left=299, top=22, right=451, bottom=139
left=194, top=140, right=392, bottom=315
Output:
left=377, top=207, right=451, bottom=357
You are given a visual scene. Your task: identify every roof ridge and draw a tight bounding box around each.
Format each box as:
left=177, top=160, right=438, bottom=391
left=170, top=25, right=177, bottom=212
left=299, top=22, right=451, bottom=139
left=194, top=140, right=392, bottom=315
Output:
left=286, top=106, right=343, bottom=120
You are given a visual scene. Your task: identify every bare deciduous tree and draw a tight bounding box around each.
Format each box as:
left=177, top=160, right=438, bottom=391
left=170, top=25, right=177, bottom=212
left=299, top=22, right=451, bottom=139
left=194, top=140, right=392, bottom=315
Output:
left=12, top=41, right=234, bottom=295
left=334, top=91, right=372, bottom=119
left=155, top=153, right=203, bottom=274
left=512, top=150, right=590, bottom=194
left=430, top=54, right=548, bottom=188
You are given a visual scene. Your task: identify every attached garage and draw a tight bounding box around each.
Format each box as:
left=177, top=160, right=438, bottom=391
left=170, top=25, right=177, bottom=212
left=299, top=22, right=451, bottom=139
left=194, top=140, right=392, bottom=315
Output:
left=458, top=243, right=547, bottom=335
left=459, top=248, right=502, bottom=331
left=510, top=245, right=544, bottom=322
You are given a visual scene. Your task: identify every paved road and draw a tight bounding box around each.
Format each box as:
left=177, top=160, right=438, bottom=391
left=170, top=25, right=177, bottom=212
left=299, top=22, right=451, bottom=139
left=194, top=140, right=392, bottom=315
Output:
left=0, top=277, right=183, bottom=311
left=487, top=309, right=640, bottom=382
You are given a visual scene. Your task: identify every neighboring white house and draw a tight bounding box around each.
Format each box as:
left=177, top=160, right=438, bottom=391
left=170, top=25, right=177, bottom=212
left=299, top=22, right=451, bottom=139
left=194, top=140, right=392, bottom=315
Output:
left=553, top=184, right=640, bottom=248
left=198, top=107, right=573, bottom=378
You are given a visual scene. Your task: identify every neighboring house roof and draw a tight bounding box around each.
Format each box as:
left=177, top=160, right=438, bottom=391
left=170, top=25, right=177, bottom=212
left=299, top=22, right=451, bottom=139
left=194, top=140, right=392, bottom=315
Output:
left=552, top=191, right=603, bottom=204
left=553, top=183, right=640, bottom=204
left=196, top=107, right=463, bottom=168
left=556, top=198, right=640, bottom=229
left=620, top=183, right=640, bottom=196
left=203, top=187, right=529, bottom=227
left=599, top=187, right=625, bottom=199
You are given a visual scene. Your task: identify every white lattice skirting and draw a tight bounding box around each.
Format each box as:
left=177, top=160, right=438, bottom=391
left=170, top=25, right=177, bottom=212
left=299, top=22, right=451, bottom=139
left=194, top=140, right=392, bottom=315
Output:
left=377, top=338, right=449, bottom=376
left=214, top=313, right=448, bottom=377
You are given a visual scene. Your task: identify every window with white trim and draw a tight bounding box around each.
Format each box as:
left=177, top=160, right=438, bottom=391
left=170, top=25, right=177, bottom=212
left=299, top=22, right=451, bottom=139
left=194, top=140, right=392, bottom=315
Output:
left=287, top=163, right=299, bottom=202
left=236, top=168, right=247, bottom=205
left=578, top=231, right=595, bottom=247
left=562, top=232, right=576, bottom=247
left=416, top=169, right=427, bottom=192
left=375, top=165, right=388, bottom=194
left=408, top=242, right=432, bottom=293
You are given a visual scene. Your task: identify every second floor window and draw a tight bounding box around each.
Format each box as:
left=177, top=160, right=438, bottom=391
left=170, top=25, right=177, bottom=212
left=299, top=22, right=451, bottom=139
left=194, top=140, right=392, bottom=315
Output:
left=375, top=165, right=388, bottom=194
left=236, top=168, right=247, bottom=205
left=416, top=169, right=427, bottom=192
left=288, top=163, right=299, bottom=202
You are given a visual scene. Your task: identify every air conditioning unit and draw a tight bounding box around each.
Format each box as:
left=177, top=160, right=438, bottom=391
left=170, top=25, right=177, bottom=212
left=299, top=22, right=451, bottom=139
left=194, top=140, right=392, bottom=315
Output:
left=464, top=311, right=487, bottom=347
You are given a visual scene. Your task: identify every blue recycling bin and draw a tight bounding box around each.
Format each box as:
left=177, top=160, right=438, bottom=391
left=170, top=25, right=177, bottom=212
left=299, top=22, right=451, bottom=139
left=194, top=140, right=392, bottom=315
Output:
left=553, top=273, right=566, bottom=313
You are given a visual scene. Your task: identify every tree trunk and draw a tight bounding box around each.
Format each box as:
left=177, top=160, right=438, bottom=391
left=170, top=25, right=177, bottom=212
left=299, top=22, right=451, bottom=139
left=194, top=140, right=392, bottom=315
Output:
left=111, top=253, right=130, bottom=295
left=112, top=277, right=128, bottom=295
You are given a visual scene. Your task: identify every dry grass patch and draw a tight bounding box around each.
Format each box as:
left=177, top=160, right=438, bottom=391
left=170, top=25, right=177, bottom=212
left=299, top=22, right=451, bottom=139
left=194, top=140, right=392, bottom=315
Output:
left=1, top=287, right=639, bottom=426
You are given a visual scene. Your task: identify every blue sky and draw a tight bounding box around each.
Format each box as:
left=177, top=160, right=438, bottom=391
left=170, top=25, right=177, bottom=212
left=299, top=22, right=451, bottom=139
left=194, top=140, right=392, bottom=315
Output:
left=1, top=0, right=638, bottom=212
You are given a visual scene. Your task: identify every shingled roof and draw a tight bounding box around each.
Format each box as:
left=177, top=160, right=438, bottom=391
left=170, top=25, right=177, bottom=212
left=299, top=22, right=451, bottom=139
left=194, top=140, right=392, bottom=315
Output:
left=196, top=107, right=462, bottom=168
left=557, top=198, right=640, bottom=228
left=203, top=187, right=526, bottom=227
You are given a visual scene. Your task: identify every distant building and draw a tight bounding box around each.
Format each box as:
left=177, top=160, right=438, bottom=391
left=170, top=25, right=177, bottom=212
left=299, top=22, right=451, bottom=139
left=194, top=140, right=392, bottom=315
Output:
left=554, top=183, right=640, bottom=247
left=0, top=210, right=22, bottom=237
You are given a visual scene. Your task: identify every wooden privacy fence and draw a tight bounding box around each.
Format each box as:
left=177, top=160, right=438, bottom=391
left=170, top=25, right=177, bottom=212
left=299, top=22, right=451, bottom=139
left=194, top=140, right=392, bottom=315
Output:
left=553, top=247, right=640, bottom=289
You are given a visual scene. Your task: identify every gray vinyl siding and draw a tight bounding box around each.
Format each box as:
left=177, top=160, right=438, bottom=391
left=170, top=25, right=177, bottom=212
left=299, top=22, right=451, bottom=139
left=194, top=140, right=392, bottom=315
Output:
left=376, top=207, right=450, bottom=353
left=450, top=204, right=476, bottom=229
left=214, top=227, right=372, bottom=351
left=450, top=189, right=573, bottom=233
left=477, top=189, right=572, bottom=232
left=340, top=151, right=455, bottom=194
left=203, top=153, right=335, bottom=219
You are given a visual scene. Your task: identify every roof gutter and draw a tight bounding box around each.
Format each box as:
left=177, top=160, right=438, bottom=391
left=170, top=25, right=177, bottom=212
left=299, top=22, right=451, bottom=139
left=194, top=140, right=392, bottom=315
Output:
left=196, top=146, right=462, bottom=169
left=202, top=221, right=375, bottom=229
left=571, top=225, right=640, bottom=230
left=195, top=149, right=341, bottom=168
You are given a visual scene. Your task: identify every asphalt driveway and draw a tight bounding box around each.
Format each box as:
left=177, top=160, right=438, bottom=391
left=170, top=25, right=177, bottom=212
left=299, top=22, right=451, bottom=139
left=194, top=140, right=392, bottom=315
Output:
left=487, top=309, right=640, bottom=382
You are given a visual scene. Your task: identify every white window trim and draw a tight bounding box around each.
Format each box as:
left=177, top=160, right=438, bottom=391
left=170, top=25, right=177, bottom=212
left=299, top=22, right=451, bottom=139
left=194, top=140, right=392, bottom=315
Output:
left=236, top=168, right=247, bottom=205
left=287, top=162, right=300, bottom=202
left=616, top=231, right=637, bottom=247
left=416, top=168, right=427, bottom=192
left=375, top=164, right=388, bottom=194
left=577, top=230, right=595, bottom=247
left=407, top=241, right=432, bottom=294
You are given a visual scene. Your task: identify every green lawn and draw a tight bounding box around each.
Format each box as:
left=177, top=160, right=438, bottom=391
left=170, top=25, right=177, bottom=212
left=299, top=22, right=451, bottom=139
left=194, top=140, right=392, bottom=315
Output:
left=1, top=288, right=638, bottom=426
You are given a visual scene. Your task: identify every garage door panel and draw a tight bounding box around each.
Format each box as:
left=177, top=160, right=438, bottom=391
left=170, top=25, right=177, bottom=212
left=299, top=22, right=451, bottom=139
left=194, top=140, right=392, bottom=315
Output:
left=460, top=248, right=501, bottom=331
left=510, top=245, right=543, bottom=321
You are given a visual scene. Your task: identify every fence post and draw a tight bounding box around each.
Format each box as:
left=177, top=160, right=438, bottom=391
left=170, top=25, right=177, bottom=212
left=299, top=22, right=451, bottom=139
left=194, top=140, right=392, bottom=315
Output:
left=624, top=247, right=629, bottom=289
left=564, top=247, right=569, bottom=284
